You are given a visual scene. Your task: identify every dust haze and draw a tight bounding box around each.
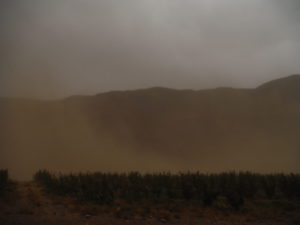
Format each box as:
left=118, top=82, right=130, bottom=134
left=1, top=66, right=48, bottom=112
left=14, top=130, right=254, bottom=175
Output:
left=1, top=0, right=300, bottom=98
left=0, top=0, right=300, bottom=179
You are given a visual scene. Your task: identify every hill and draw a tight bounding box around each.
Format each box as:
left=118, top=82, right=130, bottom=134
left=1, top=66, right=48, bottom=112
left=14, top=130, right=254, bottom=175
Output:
left=1, top=75, right=300, bottom=179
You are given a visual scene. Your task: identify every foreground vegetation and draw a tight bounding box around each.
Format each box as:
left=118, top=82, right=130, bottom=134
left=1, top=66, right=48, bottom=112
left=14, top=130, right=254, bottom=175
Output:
left=0, top=170, right=9, bottom=197
left=34, top=170, right=300, bottom=210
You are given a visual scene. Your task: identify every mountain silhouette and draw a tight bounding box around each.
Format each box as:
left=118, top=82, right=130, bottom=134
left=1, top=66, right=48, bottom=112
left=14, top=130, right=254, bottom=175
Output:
left=1, top=75, right=300, bottom=179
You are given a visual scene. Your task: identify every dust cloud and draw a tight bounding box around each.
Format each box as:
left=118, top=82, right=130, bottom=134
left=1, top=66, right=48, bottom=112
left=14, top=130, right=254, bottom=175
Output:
left=0, top=0, right=300, bottom=179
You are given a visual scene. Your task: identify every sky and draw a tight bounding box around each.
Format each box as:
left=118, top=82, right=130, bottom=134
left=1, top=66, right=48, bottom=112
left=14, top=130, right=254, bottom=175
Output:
left=1, top=0, right=300, bottom=99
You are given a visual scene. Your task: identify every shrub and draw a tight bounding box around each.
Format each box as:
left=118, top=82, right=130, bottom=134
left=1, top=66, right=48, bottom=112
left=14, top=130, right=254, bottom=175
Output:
left=0, top=170, right=9, bottom=196
left=34, top=170, right=300, bottom=209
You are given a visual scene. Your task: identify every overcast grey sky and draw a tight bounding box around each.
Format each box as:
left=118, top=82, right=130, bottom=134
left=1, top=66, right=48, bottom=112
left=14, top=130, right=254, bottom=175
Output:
left=1, top=0, right=300, bottom=98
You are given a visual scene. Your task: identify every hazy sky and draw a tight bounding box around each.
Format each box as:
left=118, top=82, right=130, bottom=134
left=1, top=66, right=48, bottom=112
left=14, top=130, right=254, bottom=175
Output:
left=1, top=0, right=300, bottom=98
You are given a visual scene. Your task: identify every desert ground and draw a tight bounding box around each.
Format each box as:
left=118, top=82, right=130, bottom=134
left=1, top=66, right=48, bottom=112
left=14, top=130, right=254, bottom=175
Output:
left=0, top=181, right=299, bottom=225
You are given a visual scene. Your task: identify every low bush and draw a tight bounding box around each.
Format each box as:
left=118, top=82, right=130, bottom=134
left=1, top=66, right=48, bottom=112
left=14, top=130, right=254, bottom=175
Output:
left=34, top=170, right=300, bottom=210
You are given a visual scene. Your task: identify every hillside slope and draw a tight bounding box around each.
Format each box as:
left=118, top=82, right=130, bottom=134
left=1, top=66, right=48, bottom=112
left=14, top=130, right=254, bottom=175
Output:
left=1, top=75, right=300, bottom=179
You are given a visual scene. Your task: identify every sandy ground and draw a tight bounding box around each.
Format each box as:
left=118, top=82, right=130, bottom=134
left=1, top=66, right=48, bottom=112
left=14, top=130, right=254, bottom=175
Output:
left=0, top=182, right=299, bottom=225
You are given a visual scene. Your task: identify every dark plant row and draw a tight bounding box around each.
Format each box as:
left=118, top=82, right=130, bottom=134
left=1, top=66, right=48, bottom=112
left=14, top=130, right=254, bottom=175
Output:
left=34, top=170, right=300, bottom=209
